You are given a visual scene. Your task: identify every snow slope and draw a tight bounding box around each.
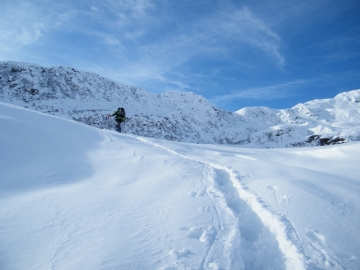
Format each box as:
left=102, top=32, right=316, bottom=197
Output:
left=1, top=61, right=360, bottom=147
left=1, top=102, right=359, bottom=270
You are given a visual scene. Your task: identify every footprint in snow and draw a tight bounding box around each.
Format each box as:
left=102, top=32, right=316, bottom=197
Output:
left=183, top=226, right=215, bottom=244
left=306, top=229, right=343, bottom=268
left=198, top=205, right=211, bottom=212
left=170, top=249, right=193, bottom=259
left=280, top=194, right=292, bottom=205
left=189, top=189, right=205, bottom=197
left=189, top=191, right=197, bottom=197
left=187, top=227, right=204, bottom=240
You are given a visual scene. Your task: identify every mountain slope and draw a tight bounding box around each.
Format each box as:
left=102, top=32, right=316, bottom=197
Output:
left=1, top=102, right=360, bottom=269
left=1, top=61, right=360, bottom=147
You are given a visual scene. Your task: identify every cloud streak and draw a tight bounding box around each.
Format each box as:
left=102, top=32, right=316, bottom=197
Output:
left=0, top=3, right=43, bottom=49
left=0, top=0, right=285, bottom=91
left=83, top=2, right=285, bottom=91
left=199, top=7, right=284, bottom=66
left=0, top=1, right=73, bottom=60
left=210, top=79, right=310, bottom=105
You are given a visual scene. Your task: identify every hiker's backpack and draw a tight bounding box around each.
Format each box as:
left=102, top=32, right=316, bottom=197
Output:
left=119, top=108, right=126, bottom=118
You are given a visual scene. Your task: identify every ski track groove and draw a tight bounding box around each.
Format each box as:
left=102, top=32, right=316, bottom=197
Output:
left=196, top=162, right=222, bottom=270
left=135, top=135, right=307, bottom=270
left=197, top=162, right=223, bottom=232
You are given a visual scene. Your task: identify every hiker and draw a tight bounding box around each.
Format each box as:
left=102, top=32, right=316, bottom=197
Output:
left=108, top=107, right=126, bottom=132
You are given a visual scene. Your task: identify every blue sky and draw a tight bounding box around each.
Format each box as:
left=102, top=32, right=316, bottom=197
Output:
left=1, top=0, right=359, bottom=111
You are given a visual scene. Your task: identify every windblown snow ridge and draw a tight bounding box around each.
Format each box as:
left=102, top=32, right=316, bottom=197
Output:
left=1, top=61, right=360, bottom=148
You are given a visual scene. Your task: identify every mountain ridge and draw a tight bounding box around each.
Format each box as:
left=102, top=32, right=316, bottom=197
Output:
left=1, top=61, right=359, bottom=147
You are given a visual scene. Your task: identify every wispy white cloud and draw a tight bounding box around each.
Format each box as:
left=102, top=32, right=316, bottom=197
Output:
left=86, top=3, right=285, bottom=91
left=0, top=3, right=43, bottom=49
left=198, top=7, right=284, bottom=67
left=0, top=0, right=285, bottom=94
left=104, top=0, right=155, bottom=18
left=316, top=35, right=360, bottom=62
left=210, top=79, right=310, bottom=105
left=0, top=1, right=72, bottom=59
left=99, top=0, right=157, bottom=32
left=144, top=6, right=284, bottom=67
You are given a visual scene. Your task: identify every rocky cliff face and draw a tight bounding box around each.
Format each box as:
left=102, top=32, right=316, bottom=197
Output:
left=1, top=61, right=360, bottom=148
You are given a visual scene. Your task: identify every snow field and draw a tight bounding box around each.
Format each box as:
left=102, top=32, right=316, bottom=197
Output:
left=137, top=137, right=304, bottom=269
left=144, top=139, right=360, bottom=269
left=1, top=102, right=360, bottom=269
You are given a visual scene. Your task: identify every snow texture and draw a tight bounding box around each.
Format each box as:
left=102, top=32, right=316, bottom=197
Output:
left=1, top=61, right=360, bottom=148
left=1, top=102, right=360, bottom=270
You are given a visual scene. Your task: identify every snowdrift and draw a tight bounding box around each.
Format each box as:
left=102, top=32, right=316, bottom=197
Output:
left=1, top=102, right=360, bottom=269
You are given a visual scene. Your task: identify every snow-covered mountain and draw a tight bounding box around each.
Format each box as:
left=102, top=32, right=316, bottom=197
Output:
left=1, top=61, right=360, bottom=147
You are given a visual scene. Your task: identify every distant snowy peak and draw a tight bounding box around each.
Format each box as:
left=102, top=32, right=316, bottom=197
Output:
left=235, top=107, right=280, bottom=127
left=336, top=90, right=360, bottom=104
left=292, top=90, right=360, bottom=126
left=1, top=61, right=360, bottom=148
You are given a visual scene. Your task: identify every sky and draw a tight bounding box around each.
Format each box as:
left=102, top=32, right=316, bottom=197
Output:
left=0, top=0, right=359, bottom=112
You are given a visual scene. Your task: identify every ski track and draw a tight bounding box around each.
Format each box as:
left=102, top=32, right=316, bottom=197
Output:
left=135, top=135, right=307, bottom=270
left=195, top=163, right=223, bottom=270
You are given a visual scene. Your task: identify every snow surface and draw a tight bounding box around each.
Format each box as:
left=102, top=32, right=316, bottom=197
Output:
left=1, top=102, right=360, bottom=270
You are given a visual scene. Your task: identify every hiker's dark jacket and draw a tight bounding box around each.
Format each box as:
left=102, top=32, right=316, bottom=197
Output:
left=111, top=110, right=126, bottom=122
